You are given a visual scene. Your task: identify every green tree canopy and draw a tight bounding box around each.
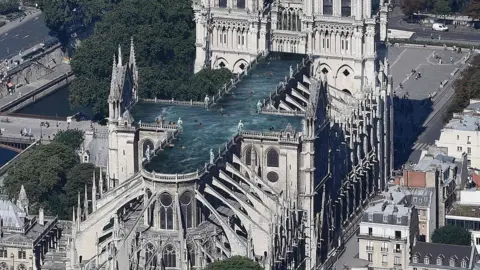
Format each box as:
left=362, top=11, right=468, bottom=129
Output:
left=401, top=0, right=424, bottom=18
left=54, top=129, right=85, bottom=149
left=434, top=0, right=452, bottom=17
left=0, top=0, right=18, bottom=15
left=65, top=0, right=232, bottom=116
left=64, top=163, right=97, bottom=214
left=431, top=225, right=472, bottom=246
left=4, top=142, right=78, bottom=214
left=205, top=256, right=263, bottom=270
left=465, top=0, right=480, bottom=20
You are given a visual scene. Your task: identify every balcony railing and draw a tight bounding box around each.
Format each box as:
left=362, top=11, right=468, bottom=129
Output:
left=381, top=247, right=388, bottom=252
left=366, top=246, right=374, bottom=251
left=358, top=231, right=407, bottom=241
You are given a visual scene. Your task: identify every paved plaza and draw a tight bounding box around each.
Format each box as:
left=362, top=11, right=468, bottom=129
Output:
left=330, top=46, right=471, bottom=269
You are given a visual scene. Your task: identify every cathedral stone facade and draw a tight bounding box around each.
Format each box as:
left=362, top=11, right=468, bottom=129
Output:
left=66, top=0, right=392, bottom=269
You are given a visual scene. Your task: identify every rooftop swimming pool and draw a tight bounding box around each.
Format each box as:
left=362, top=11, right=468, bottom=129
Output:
left=132, top=54, right=305, bottom=173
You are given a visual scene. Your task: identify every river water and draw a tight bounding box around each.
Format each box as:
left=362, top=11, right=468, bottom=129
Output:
left=0, top=85, right=76, bottom=166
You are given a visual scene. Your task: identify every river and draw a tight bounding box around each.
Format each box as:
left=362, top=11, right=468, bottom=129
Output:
left=1, top=84, right=79, bottom=166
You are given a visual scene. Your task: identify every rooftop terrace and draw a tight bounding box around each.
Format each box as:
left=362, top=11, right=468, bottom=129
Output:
left=132, top=54, right=305, bottom=173
left=448, top=204, right=480, bottom=218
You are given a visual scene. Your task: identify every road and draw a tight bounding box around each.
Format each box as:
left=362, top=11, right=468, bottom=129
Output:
left=389, top=7, right=480, bottom=43
left=0, top=13, right=52, bottom=61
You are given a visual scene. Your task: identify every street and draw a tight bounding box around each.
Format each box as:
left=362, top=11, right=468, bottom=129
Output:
left=389, top=7, right=480, bottom=43
left=0, top=13, right=52, bottom=61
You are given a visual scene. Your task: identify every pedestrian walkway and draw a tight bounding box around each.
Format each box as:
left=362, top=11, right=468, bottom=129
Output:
left=0, top=8, right=41, bottom=36
left=412, top=142, right=431, bottom=150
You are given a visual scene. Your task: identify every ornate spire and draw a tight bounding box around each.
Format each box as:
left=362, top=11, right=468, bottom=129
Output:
left=77, top=192, right=81, bottom=223
left=92, top=169, right=97, bottom=212
left=99, top=166, right=103, bottom=197
left=109, top=54, right=118, bottom=103
left=84, top=184, right=88, bottom=219
left=16, top=185, right=29, bottom=214
left=117, top=44, right=122, bottom=67
left=129, top=37, right=136, bottom=68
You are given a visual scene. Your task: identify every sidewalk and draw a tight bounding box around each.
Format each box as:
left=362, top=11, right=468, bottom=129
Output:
left=0, top=8, right=42, bottom=36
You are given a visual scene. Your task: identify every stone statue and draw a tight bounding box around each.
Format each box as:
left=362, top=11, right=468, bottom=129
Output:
left=289, top=65, right=294, bottom=77
left=204, top=95, right=210, bottom=108
left=256, top=100, right=262, bottom=113
left=178, top=118, right=183, bottom=132
left=210, top=149, right=214, bottom=165
left=237, top=120, right=244, bottom=133
left=145, top=145, right=151, bottom=161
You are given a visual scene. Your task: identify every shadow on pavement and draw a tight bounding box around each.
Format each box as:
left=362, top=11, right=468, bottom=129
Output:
left=393, top=95, right=433, bottom=168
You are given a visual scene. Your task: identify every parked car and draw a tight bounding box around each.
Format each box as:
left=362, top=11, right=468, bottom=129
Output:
left=432, top=23, right=449, bottom=31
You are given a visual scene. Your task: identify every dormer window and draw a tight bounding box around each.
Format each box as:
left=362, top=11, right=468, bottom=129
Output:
left=437, top=257, right=443, bottom=265
left=396, top=217, right=401, bottom=224
left=368, top=213, right=373, bottom=221
left=450, top=258, right=456, bottom=267
left=424, top=256, right=430, bottom=264
left=461, top=259, right=468, bottom=268
left=413, top=256, right=418, bottom=263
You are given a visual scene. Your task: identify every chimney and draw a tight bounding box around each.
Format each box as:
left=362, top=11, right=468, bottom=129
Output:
left=39, top=208, right=44, bottom=226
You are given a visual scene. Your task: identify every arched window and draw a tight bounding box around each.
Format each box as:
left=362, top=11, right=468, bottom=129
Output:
left=0, top=263, right=7, bottom=270
left=237, top=0, right=245, bottom=9
left=188, top=244, right=196, bottom=267
left=245, top=146, right=257, bottom=166
left=450, top=258, right=456, bottom=267
left=424, top=256, right=430, bottom=264
left=267, top=148, right=279, bottom=167
left=323, top=0, right=333, bottom=15
left=461, top=259, right=468, bottom=268
left=278, top=12, right=283, bottom=30
left=219, top=0, right=227, bottom=8
left=145, top=243, right=157, bottom=269
left=159, top=193, right=174, bottom=230
left=437, top=257, right=443, bottom=265
left=180, top=192, right=193, bottom=228
left=162, top=245, right=176, bottom=268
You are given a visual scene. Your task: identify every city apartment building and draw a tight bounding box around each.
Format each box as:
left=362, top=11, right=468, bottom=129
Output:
left=446, top=189, right=480, bottom=253
left=437, top=99, right=480, bottom=169
left=396, top=146, right=467, bottom=227
left=409, top=241, right=478, bottom=270
left=358, top=192, right=419, bottom=269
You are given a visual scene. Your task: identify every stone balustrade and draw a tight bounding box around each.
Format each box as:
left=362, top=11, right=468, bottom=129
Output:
left=261, top=108, right=306, bottom=117
left=138, top=122, right=178, bottom=131
left=141, top=168, right=204, bottom=182
left=140, top=98, right=205, bottom=107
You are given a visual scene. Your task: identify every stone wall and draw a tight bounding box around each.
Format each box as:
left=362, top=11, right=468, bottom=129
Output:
left=0, top=46, right=65, bottom=95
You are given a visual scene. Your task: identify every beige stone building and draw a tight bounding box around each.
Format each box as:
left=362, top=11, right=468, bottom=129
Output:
left=358, top=191, right=419, bottom=269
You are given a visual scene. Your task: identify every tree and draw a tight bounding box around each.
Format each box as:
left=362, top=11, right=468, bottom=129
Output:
left=63, top=163, right=96, bottom=216
left=205, top=256, right=263, bottom=270
left=0, top=0, right=18, bottom=15
left=4, top=142, right=78, bottom=214
left=66, top=0, right=232, bottom=116
left=401, top=0, right=423, bottom=18
left=465, top=0, right=480, bottom=20
left=431, top=225, right=472, bottom=246
left=434, top=0, right=452, bottom=18
left=54, top=129, right=85, bottom=150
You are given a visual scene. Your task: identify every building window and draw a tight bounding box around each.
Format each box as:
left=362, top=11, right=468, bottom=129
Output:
left=437, top=257, right=443, bottom=265
left=383, top=215, right=388, bottom=223
left=245, top=146, right=257, bottom=166
left=468, top=160, right=472, bottom=166
left=341, top=40, right=344, bottom=50
left=345, top=40, right=349, bottom=51
left=368, top=227, right=372, bottom=235
left=413, top=256, right=418, bottom=263
left=394, top=256, right=401, bottom=265
left=160, top=192, right=174, bottom=230
left=323, top=0, right=333, bottom=15
left=0, top=249, right=7, bottom=258
left=424, top=256, right=430, bottom=264
left=382, top=254, right=387, bottom=263
left=123, top=150, right=125, bottom=155
left=188, top=244, right=196, bottom=267
left=236, top=0, right=245, bottom=8
left=367, top=253, right=372, bottom=262
left=468, top=147, right=471, bottom=154
left=162, top=244, right=176, bottom=267
left=395, top=231, right=401, bottom=239
left=457, top=135, right=460, bottom=140
left=219, top=0, right=227, bottom=8
left=368, top=213, right=373, bottom=221
left=180, top=191, right=193, bottom=228
left=266, top=148, right=279, bottom=167
left=397, top=217, right=401, bottom=224
left=450, top=258, right=456, bottom=267
left=145, top=243, right=157, bottom=268
left=461, top=259, right=468, bottom=268
left=83, top=155, right=88, bottom=162
left=476, top=237, right=480, bottom=245
left=18, top=250, right=26, bottom=260
left=457, top=146, right=463, bottom=152
left=341, top=0, right=351, bottom=16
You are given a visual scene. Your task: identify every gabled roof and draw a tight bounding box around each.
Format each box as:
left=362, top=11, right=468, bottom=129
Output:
left=411, top=242, right=475, bottom=269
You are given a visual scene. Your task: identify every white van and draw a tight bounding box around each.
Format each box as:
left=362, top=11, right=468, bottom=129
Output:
left=432, top=23, right=449, bottom=31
